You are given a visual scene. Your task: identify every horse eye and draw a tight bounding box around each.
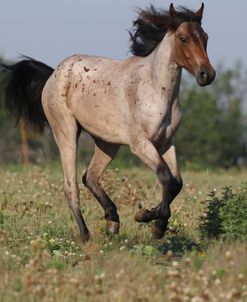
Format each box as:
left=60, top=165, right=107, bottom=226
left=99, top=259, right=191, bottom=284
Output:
left=180, top=36, right=188, bottom=44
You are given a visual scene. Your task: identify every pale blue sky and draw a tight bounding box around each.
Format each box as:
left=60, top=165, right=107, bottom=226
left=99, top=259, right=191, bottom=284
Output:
left=0, top=1, right=246, bottom=67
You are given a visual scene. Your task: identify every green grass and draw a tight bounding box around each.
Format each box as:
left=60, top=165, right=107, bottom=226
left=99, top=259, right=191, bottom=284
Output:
left=1, top=165, right=247, bottom=302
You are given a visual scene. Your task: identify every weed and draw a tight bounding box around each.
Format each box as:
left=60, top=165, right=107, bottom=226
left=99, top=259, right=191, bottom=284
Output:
left=199, top=186, right=247, bottom=241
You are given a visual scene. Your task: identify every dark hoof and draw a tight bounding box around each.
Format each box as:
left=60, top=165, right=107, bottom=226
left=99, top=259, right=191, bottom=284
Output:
left=106, top=220, right=120, bottom=234
left=151, top=221, right=167, bottom=239
left=81, top=231, right=90, bottom=242
left=135, top=209, right=153, bottom=223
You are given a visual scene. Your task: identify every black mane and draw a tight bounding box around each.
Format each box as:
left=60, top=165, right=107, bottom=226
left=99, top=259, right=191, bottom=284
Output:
left=129, top=5, right=202, bottom=57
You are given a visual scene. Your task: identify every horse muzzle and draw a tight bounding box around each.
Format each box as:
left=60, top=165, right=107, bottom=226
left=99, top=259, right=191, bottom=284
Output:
left=196, top=68, right=216, bottom=86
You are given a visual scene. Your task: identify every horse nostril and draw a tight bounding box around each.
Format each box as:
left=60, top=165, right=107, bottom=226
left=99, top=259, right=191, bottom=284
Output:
left=200, top=71, right=208, bottom=81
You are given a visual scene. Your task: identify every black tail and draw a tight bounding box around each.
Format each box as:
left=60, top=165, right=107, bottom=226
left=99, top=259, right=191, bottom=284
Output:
left=0, top=56, right=54, bottom=131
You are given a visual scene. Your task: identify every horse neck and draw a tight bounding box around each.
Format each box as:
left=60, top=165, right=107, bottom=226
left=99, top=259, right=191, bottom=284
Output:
left=149, top=33, right=182, bottom=100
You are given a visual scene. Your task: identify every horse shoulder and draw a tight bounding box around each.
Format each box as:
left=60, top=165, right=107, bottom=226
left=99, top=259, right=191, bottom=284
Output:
left=158, top=99, right=182, bottom=143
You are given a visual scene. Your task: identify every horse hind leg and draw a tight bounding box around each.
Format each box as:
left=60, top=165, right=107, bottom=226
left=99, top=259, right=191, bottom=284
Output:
left=82, top=139, right=120, bottom=234
left=47, top=112, right=90, bottom=241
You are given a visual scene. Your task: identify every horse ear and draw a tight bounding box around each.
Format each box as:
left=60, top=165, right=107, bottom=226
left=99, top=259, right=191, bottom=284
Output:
left=169, top=3, right=176, bottom=17
left=196, top=3, right=204, bottom=19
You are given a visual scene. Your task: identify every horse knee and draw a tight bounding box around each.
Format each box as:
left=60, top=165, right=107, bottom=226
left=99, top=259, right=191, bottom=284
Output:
left=160, top=203, right=171, bottom=221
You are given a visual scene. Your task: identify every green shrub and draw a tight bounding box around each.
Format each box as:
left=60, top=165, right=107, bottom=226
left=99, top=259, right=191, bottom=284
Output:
left=199, top=186, right=247, bottom=241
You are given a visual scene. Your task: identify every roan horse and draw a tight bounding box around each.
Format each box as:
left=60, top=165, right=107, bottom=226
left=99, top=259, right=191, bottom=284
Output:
left=1, top=3, right=215, bottom=241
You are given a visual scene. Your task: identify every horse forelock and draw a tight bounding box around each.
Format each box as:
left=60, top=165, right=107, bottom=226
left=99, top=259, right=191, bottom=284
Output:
left=129, top=5, right=202, bottom=57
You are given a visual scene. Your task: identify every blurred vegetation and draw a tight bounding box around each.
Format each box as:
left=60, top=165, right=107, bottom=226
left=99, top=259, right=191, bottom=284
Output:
left=199, top=185, right=247, bottom=241
left=176, top=61, right=247, bottom=168
left=0, top=57, right=246, bottom=168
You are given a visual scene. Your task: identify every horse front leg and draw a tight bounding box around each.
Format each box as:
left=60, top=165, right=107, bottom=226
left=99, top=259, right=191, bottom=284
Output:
left=151, top=144, right=182, bottom=238
left=131, top=139, right=182, bottom=239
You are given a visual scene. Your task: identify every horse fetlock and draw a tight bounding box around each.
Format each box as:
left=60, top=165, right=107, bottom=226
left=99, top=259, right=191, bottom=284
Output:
left=80, top=230, right=90, bottom=242
left=105, top=207, right=119, bottom=223
left=71, top=206, right=90, bottom=241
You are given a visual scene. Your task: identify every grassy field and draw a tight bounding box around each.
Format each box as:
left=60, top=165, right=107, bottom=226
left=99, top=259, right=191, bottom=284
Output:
left=0, top=164, right=247, bottom=302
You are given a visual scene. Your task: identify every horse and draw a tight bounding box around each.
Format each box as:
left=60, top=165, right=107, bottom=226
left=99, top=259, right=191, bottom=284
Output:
left=0, top=3, right=215, bottom=241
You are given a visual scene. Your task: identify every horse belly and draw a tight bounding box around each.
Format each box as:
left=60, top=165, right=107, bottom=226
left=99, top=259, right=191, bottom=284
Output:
left=71, top=98, right=129, bottom=144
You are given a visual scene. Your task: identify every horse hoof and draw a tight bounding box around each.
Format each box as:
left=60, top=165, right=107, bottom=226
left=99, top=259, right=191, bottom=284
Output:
left=135, top=209, right=152, bottom=223
left=106, top=220, right=120, bottom=234
left=151, top=222, right=165, bottom=239
left=81, top=231, right=90, bottom=242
